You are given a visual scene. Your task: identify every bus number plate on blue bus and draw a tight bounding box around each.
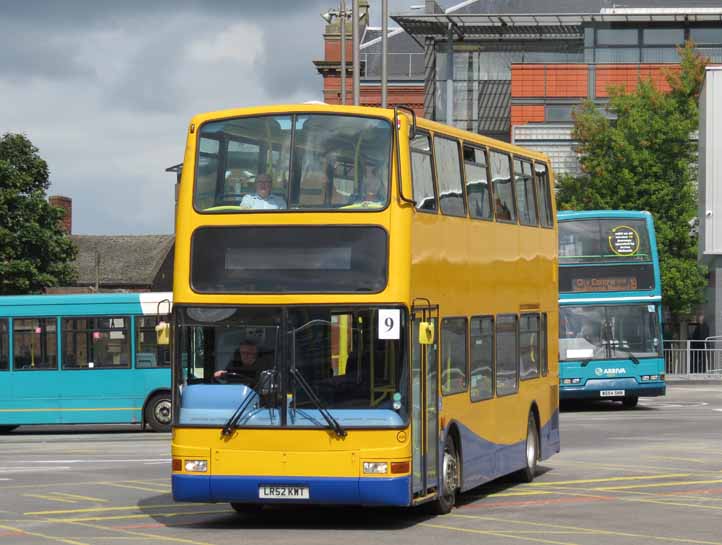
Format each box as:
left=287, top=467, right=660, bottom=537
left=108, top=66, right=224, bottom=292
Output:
left=259, top=486, right=309, bottom=499
left=600, top=390, right=625, bottom=397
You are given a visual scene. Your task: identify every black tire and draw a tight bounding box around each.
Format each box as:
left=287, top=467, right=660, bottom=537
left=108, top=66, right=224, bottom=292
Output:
left=517, top=412, right=539, bottom=483
left=145, top=392, right=172, bottom=432
left=0, top=426, right=18, bottom=434
left=429, top=434, right=460, bottom=515
left=230, top=503, right=264, bottom=515
left=622, top=395, right=639, bottom=408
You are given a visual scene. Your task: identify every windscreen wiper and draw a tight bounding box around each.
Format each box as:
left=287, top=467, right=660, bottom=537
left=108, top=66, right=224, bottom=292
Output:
left=221, top=389, right=257, bottom=437
left=289, top=367, right=347, bottom=438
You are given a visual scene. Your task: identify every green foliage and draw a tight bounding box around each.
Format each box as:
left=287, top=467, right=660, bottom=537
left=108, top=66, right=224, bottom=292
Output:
left=0, top=133, right=77, bottom=294
left=556, top=43, right=708, bottom=319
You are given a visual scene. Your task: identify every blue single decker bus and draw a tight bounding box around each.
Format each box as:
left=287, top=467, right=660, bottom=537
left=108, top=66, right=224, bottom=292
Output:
left=0, top=292, right=172, bottom=432
left=558, top=210, right=665, bottom=407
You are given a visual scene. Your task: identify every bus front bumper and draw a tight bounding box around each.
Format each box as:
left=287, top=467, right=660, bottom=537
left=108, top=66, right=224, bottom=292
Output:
left=560, top=377, right=666, bottom=400
left=172, top=474, right=411, bottom=506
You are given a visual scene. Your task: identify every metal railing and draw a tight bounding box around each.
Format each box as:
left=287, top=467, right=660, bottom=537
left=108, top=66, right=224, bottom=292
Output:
left=664, top=339, right=722, bottom=377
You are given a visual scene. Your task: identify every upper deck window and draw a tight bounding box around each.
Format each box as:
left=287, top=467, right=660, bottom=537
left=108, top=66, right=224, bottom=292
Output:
left=559, top=218, right=651, bottom=265
left=194, top=114, right=392, bottom=213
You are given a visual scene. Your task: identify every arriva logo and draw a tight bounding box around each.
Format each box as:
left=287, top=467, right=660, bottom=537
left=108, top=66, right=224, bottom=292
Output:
left=595, top=367, right=626, bottom=376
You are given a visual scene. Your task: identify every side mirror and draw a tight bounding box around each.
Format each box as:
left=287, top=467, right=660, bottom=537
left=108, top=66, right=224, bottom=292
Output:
left=155, top=321, right=170, bottom=346
left=418, top=321, right=435, bottom=345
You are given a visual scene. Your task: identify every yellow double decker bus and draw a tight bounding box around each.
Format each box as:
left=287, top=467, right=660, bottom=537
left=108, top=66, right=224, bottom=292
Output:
left=170, top=104, right=559, bottom=513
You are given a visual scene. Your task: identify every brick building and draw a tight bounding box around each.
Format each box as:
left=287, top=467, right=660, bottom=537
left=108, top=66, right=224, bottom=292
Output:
left=46, top=196, right=174, bottom=294
left=314, top=0, right=426, bottom=115
left=317, top=0, right=722, bottom=176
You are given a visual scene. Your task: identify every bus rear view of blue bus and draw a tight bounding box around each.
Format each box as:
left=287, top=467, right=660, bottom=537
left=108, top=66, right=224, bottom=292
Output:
left=558, top=210, right=665, bottom=407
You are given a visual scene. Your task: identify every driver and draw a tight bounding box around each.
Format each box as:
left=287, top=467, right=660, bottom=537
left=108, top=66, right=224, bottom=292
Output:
left=214, top=340, right=260, bottom=386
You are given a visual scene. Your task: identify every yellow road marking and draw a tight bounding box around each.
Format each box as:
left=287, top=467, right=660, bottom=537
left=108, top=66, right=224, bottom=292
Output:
left=53, top=492, right=109, bottom=503
left=593, top=479, right=722, bottom=491
left=530, top=473, right=690, bottom=486
left=26, top=503, right=183, bottom=516
left=0, top=523, right=92, bottom=545
left=451, top=513, right=722, bottom=545
left=645, top=456, right=707, bottom=464
left=24, top=494, right=78, bottom=504
left=46, top=517, right=218, bottom=545
left=101, top=481, right=170, bottom=493
left=61, top=508, right=232, bottom=522
left=421, top=522, right=582, bottom=545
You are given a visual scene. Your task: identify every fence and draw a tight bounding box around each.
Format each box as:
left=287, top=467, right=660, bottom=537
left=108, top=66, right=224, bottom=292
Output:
left=664, top=338, right=722, bottom=377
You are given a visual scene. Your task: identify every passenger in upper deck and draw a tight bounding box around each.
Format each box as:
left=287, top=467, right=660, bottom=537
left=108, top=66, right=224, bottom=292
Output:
left=240, top=173, right=287, bottom=210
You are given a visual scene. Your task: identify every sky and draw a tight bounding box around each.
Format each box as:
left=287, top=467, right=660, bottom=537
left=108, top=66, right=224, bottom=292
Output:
left=0, top=0, right=419, bottom=235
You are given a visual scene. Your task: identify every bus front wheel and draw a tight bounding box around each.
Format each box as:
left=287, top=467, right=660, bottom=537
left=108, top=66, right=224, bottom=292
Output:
left=145, top=393, right=172, bottom=432
left=430, top=434, right=460, bottom=515
left=622, top=396, right=639, bottom=408
left=0, top=426, right=18, bottom=434
left=517, top=412, right=539, bottom=483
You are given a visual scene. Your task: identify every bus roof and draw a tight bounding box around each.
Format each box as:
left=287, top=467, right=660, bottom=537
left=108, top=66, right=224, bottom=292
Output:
left=558, top=210, right=653, bottom=221
left=187, top=103, right=552, bottom=164
left=0, top=292, right=172, bottom=318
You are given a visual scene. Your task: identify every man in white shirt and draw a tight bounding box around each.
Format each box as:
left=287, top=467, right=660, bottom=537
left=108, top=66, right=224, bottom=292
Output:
left=240, top=174, right=287, bottom=210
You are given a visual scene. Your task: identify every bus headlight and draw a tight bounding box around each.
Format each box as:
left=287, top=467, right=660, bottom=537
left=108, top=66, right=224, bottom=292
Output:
left=562, top=378, right=581, bottom=384
left=184, top=460, right=208, bottom=473
left=363, top=462, right=388, bottom=474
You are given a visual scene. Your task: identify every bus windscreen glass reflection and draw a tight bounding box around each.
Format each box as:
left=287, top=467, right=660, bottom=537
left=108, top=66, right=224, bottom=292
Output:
left=194, top=114, right=392, bottom=212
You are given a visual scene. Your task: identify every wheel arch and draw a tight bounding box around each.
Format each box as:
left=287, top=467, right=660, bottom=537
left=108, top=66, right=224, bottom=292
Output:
left=142, top=388, right=172, bottom=418
left=444, top=419, right=463, bottom=488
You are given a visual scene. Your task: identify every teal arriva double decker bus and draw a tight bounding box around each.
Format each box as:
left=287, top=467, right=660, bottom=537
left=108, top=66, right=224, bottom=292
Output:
left=558, top=211, right=665, bottom=407
left=0, top=292, right=172, bottom=432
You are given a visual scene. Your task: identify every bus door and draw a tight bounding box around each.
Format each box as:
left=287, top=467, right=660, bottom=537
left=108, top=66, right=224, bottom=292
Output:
left=411, top=302, right=439, bottom=498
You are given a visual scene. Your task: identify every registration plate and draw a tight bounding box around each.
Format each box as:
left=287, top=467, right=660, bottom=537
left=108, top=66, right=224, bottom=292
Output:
left=258, top=486, right=310, bottom=500
left=600, top=390, right=625, bottom=397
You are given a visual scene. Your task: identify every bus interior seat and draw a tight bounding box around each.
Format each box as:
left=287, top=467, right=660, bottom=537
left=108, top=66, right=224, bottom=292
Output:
left=298, top=171, right=327, bottom=206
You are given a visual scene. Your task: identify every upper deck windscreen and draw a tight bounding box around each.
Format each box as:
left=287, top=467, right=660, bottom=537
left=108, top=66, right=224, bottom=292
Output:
left=194, top=113, right=392, bottom=212
left=559, top=218, right=651, bottom=265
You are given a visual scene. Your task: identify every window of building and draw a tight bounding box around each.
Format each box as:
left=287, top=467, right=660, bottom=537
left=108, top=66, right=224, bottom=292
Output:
left=463, top=145, right=493, bottom=220
left=411, top=133, right=437, bottom=212
left=13, top=318, right=57, bottom=370
left=595, top=48, right=640, bottom=63
left=641, top=48, right=681, bottom=63
left=470, top=316, right=494, bottom=402
left=496, top=314, right=518, bottom=396
left=61, top=317, right=130, bottom=369
left=535, top=162, right=554, bottom=228
left=690, top=28, right=722, bottom=45
left=597, top=28, right=638, bottom=46
left=434, top=136, right=466, bottom=217
left=136, top=316, right=171, bottom=368
left=541, top=313, right=549, bottom=377
left=520, top=314, right=540, bottom=381
left=0, top=319, right=8, bottom=371
left=514, top=159, right=538, bottom=226
left=490, top=150, right=516, bottom=223
left=545, top=105, right=575, bottom=123
left=441, top=317, right=468, bottom=396
left=643, top=28, right=684, bottom=45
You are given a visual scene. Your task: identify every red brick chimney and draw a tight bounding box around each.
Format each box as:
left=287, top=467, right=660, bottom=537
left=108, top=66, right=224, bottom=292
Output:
left=49, top=195, right=72, bottom=234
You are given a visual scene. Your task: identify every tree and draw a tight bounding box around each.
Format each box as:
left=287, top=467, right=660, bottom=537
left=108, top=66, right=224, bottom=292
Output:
left=0, top=133, right=77, bottom=294
left=556, top=43, right=708, bottom=322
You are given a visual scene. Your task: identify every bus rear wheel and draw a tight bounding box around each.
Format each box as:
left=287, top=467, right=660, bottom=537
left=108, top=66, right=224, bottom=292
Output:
left=145, top=393, right=172, bottom=432
left=517, top=412, right=539, bottom=483
left=429, top=435, right=460, bottom=515
left=622, top=395, right=639, bottom=408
